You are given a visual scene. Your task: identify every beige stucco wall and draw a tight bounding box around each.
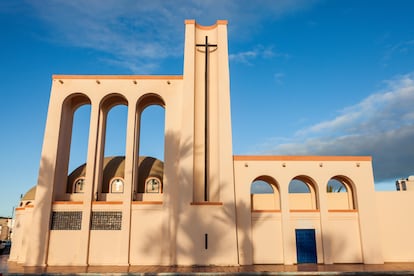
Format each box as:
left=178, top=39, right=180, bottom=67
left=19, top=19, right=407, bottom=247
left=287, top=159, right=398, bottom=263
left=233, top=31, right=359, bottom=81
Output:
left=174, top=205, right=239, bottom=265
left=48, top=231, right=83, bottom=265
left=9, top=208, right=26, bottom=262
left=251, top=193, right=350, bottom=211
left=376, top=190, right=414, bottom=262
left=251, top=194, right=279, bottom=210
left=234, top=156, right=383, bottom=265
left=325, top=212, right=362, bottom=263
left=89, top=231, right=124, bottom=265
left=251, top=212, right=284, bottom=264
left=9, top=206, right=33, bottom=264
left=46, top=202, right=84, bottom=265
left=289, top=194, right=315, bottom=210
left=130, top=204, right=167, bottom=265
left=327, top=193, right=352, bottom=209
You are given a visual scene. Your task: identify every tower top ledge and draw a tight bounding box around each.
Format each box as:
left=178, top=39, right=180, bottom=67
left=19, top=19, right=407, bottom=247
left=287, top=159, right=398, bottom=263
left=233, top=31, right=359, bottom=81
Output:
left=185, top=19, right=228, bottom=30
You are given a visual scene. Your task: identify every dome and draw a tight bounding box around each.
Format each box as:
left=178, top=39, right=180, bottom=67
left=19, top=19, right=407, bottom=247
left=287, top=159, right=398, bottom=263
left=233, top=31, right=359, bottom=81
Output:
left=18, top=185, right=36, bottom=207
left=67, top=156, right=164, bottom=193
left=21, top=186, right=36, bottom=201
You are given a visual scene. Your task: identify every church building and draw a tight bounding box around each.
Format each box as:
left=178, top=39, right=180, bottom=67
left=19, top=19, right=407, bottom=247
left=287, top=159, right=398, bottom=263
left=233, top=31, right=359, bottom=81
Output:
left=9, top=20, right=414, bottom=266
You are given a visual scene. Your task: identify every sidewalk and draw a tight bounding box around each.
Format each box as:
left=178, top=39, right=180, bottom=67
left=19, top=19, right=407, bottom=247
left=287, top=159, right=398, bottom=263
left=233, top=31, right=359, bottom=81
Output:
left=2, top=255, right=414, bottom=275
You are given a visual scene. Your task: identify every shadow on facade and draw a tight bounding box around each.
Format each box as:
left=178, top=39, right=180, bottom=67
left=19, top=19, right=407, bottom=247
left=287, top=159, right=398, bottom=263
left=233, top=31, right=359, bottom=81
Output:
left=16, top=156, right=54, bottom=267
left=136, top=129, right=249, bottom=266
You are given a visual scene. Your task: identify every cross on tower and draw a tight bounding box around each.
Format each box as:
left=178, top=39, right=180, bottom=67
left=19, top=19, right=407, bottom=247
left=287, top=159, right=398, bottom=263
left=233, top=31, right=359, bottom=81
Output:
left=196, top=36, right=217, bottom=201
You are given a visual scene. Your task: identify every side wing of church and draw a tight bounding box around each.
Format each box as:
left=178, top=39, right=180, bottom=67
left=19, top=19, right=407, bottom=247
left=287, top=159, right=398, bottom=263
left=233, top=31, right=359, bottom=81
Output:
left=9, top=20, right=414, bottom=266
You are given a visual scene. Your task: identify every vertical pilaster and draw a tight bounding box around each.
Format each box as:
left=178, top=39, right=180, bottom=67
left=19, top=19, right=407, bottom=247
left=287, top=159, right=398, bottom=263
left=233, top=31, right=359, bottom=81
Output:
left=280, top=180, right=294, bottom=265
left=181, top=20, right=196, bottom=205
left=79, top=101, right=102, bottom=265
left=214, top=21, right=233, bottom=203
left=318, top=177, right=333, bottom=264
left=208, top=33, right=220, bottom=202
left=92, top=109, right=106, bottom=201
left=121, top=100, right=136, bottom=265
left=53, top=105, right=74, bottom=198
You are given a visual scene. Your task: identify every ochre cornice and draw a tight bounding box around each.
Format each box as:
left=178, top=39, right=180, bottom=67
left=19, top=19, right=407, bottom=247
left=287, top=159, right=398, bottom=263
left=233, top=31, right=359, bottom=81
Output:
left=52, top=75, right=183, bottom=80
left=233, top=155, right=372, bottom=161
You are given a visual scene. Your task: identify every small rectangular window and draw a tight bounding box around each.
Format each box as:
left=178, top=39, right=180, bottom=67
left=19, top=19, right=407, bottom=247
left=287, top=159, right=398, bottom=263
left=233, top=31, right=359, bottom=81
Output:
left=205, top=233, right=208, bottom=250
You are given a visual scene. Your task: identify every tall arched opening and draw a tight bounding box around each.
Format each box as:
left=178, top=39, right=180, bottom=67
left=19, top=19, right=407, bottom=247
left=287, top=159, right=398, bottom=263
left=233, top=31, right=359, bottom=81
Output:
left=288, top=175, right=320, bottom=264
left=250, top=176, right=280, bottom=211
left=86, top=95, right=128, bottom=265
left=55, top=94, right=91, bottom=201
left=325, top=175, right=362, bottom=263
left=288, top=176, right=319, bottom=210
left=98, top=95, right=128, bottom=201
left=326, top=176, right=357, bottom=210
left=134, top=94, right=165, bottom=202
left=250, top=176, right=283, bottom=264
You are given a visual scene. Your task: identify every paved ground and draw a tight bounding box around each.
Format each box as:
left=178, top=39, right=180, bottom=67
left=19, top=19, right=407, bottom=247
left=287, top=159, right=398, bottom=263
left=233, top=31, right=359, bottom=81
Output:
left=2, top=254, right=414, bottom=275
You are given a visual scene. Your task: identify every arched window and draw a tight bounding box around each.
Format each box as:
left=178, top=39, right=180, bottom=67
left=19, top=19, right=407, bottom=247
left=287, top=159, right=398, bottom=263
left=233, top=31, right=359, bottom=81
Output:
left=145, top=177, right=162, bottom=193
left=326, top=176, right=356, bottom=210
left=288, top=176, right=318, bottom=210
left=250, top=176, right=280, bottom=211
left=110, top=178, right=124, bottom=193
left=73, top=177, right=85, bottom=193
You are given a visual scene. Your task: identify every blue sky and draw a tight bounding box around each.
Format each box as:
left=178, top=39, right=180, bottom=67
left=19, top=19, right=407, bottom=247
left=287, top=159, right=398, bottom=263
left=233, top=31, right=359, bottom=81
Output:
left=1, top=0, right=414, bottom=217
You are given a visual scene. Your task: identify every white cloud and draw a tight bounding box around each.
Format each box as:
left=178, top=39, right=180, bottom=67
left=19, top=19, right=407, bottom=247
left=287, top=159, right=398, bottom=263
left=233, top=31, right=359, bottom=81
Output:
left=229, top=50, right=258, bottom=64
left=259, top=72, right=414, bottom=182
left=229, top=45, right=289, bottom=64
left=23, top=0, right=315, bottom=72
left=297, top=73, right=414, bottom=137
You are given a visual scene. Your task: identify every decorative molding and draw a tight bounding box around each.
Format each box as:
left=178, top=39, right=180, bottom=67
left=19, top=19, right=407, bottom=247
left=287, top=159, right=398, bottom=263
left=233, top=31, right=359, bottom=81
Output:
left=190, top=202, right=223, bottom=206
left=234, top=155, right=372, bottom=161
left=53, top=75, right=183, bottom=80
left=132, top=201, right=163, bottom=205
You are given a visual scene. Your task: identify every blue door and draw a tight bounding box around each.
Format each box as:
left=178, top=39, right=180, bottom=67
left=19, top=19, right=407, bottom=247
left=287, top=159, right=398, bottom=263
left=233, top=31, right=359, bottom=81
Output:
left=295, top=229, right=317, bottom=264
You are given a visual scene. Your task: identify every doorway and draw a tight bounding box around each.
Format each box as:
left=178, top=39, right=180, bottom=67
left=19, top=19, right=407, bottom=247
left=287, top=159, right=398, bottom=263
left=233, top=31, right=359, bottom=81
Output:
left=295, top=229, right=317, bottom=264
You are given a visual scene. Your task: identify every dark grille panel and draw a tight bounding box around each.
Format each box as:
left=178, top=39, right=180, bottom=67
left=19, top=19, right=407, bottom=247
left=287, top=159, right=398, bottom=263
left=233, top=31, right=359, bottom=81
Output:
left=51, top=211, right=82, bottom=230
left=91, top=211, right=122, bottom=230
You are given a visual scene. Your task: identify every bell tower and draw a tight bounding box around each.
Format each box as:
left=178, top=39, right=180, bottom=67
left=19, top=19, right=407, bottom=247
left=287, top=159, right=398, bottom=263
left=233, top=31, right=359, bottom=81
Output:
left=182, top=20, right=235, bottom=203
left=173, top=20, right=238, bottom=265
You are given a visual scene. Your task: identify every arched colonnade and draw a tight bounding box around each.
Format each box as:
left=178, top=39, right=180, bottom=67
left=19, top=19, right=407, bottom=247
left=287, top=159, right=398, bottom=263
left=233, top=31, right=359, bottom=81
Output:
left=251, top=174, right=357, bottom=211
left=233, top=156, right=370, bottom=265
left=50, top=76, right=180, bottom=204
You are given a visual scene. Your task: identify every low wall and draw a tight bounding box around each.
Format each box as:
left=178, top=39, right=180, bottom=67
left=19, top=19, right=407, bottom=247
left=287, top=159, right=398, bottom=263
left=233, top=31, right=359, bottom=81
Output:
left=376, top=191, right=414, bottom=262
